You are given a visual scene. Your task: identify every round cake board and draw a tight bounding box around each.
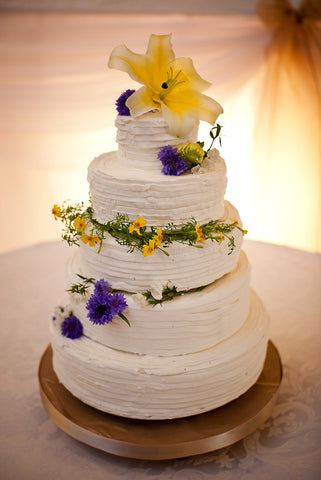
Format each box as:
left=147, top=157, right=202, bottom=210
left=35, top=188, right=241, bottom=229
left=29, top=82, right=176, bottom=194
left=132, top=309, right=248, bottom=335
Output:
left=38, top=341, right=282, bottom=460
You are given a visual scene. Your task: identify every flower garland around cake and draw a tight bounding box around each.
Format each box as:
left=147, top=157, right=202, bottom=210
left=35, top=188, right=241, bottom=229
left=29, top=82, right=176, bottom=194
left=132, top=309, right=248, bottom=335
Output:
left=67, top=274, right=205, bottom=308
left=52, top=201, right=247, bottom=257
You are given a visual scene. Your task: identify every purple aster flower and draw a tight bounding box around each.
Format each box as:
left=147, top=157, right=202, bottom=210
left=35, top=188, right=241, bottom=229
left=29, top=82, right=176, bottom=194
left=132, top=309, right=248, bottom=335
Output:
left=115, top=89, right=135, bottom=116
left=94, top=278, right=110, bottom=297
left=86, top=279, right=129, bottom=326
left=109, top=293, right=128, bottom=316
left=86, top=293, right=114, bottom=325
left=61, top=315, right=83, bottom=339
left=158, top=145, right=190, bottom=176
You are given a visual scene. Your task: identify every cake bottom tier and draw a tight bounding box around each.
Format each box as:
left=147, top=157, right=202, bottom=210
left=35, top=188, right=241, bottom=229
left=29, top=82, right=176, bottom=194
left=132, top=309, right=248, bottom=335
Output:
left=51, top=290, right=269, bottom=420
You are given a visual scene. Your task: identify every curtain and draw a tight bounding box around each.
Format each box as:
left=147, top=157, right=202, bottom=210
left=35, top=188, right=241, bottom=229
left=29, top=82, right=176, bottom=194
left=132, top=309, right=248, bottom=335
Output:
left=250, top=0, right=321, bottom=251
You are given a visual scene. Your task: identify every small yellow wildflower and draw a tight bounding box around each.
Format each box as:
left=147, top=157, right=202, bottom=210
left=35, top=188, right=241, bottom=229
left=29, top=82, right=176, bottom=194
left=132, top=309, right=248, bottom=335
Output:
left=73, top=216, right=88, bottom=233
left=230, top=217, right=239, bottom=226
left=52, top=204, right=62, bottom=220
left=128, top=216, right=146, bottom=236
left=195, top=224, right=206, bottom=243
left=81, top=233, right=100, bottom=247
left=142, top=239, right=155, bottom=257
left=217, top=231, right=225, bottom=245
left=242, top=229, right=248, bottom=236
left=153, top=228, right=163, bottom=247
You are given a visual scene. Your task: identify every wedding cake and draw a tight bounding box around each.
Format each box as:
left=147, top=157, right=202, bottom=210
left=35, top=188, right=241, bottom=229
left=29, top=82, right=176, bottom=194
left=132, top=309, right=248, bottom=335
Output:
left=50, top=34, right=269, bottom=420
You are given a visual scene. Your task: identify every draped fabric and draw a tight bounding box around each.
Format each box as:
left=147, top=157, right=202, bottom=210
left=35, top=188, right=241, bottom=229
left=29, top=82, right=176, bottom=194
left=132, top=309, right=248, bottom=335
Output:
left=250, top=0, right=321, bottom=251
left=0, top=1, right=320, bottom=253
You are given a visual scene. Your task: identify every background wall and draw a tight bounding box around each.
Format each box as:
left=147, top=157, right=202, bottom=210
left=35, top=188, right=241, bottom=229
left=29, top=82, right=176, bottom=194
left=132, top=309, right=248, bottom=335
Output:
left=0, top=0, right=260, bottom=14
left=1, top=0, right=320, bottom=254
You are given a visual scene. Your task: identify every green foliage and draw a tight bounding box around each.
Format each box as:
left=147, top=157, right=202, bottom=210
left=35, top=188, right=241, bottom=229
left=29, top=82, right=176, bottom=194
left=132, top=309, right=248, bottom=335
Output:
left=67, top=274, right=95, bottom=296
left=68, top=273, right=207, bottom=308
left=55, top=201, right=245, bottom=256
left=203, top=123, right=223, bottom=157
left=143, top=284, right=206, bottom=305
left=59, top=201, right=87, bottom=247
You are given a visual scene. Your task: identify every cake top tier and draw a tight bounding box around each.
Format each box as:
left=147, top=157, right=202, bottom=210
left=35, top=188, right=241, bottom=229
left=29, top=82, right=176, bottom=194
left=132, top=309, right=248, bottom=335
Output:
left=115, top=111, right=199, bottom=172
left=108, top=33, right=223, bottom=138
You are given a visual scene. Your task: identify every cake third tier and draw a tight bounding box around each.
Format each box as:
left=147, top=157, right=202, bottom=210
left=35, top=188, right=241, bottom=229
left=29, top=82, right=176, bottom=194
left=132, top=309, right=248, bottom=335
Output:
left=78, top=200, right=243, bottom=292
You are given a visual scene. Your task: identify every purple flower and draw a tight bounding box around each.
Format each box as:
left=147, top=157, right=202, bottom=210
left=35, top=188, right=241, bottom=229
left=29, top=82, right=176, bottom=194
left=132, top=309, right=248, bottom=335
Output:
left=94, top=278, right=110, bottom=297
left=109, top=293, right=128, bottom=316
left=86, top=293, right=114, bottom=325
left=115, top=89, right=135, bottom=116
left=61, top=315, right=83, bottom=339
left=86, top=279, right=129, bottom=326
left=158, top=145, right=190, bottom=176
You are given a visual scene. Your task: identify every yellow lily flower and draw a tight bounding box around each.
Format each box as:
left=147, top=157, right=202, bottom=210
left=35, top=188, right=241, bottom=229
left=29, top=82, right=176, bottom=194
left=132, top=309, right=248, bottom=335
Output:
left=108, top=34, right=223, bottom=137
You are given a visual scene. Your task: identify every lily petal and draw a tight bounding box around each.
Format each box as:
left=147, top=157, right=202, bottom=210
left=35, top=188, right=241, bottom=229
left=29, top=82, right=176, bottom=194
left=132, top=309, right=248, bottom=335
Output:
left=161, top=103, right=198, bottom=138
left=126, top=86, right=159, bottom=117
left=194, top=92, right=224, bottom=124
left=146, top=34, right=175, bottom=90
left=169, top=57, right=212, bottom=92
left=165, top=87, right=223, bottom=124
left=108, top=44, right=152, bottom=87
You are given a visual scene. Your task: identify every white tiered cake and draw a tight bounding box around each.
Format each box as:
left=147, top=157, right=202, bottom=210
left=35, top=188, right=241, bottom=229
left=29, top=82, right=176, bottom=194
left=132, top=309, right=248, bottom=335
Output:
left=50, top=34, right=269, bottom=420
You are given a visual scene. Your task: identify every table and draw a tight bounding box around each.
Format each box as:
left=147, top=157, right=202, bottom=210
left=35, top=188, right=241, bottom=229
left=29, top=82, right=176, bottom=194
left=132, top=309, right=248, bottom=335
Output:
left=1, top=240, right=320, bottom=479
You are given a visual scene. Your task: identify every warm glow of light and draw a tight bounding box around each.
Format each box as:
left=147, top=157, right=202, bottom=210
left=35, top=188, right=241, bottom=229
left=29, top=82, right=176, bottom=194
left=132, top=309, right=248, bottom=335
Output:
left=201, top=74, right=261, bottom=232
left=1, top=12, right=319, bottom=253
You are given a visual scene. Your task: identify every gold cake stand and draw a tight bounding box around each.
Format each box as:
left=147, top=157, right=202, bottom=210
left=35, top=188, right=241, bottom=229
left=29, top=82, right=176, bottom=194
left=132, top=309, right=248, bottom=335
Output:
left=38, top=341, right=282, bottom=460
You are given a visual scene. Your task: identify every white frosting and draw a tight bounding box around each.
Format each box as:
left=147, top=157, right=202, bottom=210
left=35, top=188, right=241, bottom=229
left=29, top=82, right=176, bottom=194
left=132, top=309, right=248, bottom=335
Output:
left=67, top=250, right=250, bottom=356
left=88, top=148, right=227, bottom=226
left=116, top=112, right=199, bottom=172
left=51, top=289, right=269, bottom=420
left=50, top=111, right=269, bottom=420
left=77, top=201, right=243, bottom=293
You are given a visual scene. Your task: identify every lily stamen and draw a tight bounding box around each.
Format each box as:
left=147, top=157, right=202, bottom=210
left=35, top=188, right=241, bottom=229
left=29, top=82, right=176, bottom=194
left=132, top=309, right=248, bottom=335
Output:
left=159, top=69, right=185, bottom=100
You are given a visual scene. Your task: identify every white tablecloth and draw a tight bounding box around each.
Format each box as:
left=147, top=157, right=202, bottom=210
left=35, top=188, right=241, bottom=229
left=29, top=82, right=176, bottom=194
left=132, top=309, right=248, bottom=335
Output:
left=0, top=240, right=320, bottom=479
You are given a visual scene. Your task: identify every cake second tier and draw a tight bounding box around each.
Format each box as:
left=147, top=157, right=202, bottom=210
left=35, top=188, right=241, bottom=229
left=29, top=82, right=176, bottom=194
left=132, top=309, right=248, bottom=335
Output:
left=88, top=147, right=227, bottom=227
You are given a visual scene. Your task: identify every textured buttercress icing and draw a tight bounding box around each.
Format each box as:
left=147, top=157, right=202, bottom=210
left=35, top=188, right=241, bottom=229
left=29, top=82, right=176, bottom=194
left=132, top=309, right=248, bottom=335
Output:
left=51, top=290, right=269, bottom=420
left=116, top=112, right=199, bottom=171
left=88, top=148, right=227, bottom=227
left=77, top=201, right=243, bottom=293
left=51, top=110, right=269, bottom=418
left=67, top=250, right=250, bottom=356
left=50, top=34, right=269, bottom=420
